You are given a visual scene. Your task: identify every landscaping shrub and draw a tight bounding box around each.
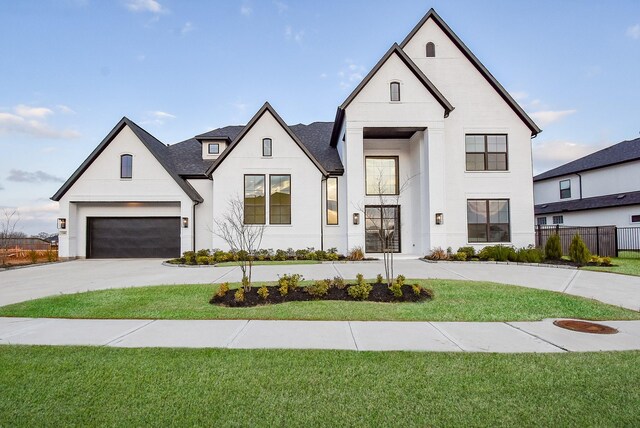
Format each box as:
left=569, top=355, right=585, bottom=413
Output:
left=295, top=249, right=309, bottom=260
left=234, top=288, right=245, bottom=303
left=183, top=251, right=197, bottom=265
left=216, top=282, right=230, bottom=297
left=327, top=248, right=339, bottom=261
left=396, top=275, right=406, bottom=286
left=236, top=250, right=249, bottom=261
left=601, top=256, right=612, bottom=266
left=569, top=234, right=591, bottom=265
left=274, top=249, right=288, bottom=261
left=388, top=281, right=402, bottom=298
left=411, top=284, right=423, bottom=296
left=213, top=250, right=230, bottom=263
left=28, top=250, right=38, bottom=264
left=307, top=279, right=330, bottom=297
left=256, top=249, right=269, bottom=261
left=457, top=246, right=476, bottom=259
left=347, top=273, right=372, bottom=300
left=332, top=276, right=346, bottom=290
left=196, top=256, right=209, bottom=265
left=478, top=245, right=515, bottom=262
left=446, top=247, right=453, bottom=258
left=376, top=274, right=383, bottom=284
left=45, top=249, right=57, bottom=263
left=305, top=250, right=318, bottom=260
left=347, top=246, right=364, bottom=261
left=257, top=285, right=269, bottom=300
left=426, top=247, right=448, bottom=261
left=514, top=246, right=544, bottom=263
left=451, top=252, right=467, bottom=261
left=315, top=250, right=327, bottom=261
left=545, top=234, right=562, bottom=260
left=196, top=249, right=210, bottom=258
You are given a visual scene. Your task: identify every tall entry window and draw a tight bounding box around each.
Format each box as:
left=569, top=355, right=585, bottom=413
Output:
left=120, top=154, right=132, bottom=179
left=326, top=177, right=338, bottom=225
left=365, top=205, right=401, bottom=253
left=465, top=134, right=508, bottom=171
left=365, top=156, right=399, bottom=195
left=467, top=199, right=510, bottom=243
left=244, top=175, right=266, bottom=224
left=269, top=175, right=291, bottom=224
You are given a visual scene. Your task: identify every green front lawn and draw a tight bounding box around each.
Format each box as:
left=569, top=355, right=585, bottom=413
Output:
left=214, top=260, right=321, bottom=267
left=0, top=346, right=639, bottom=427
left=583, top=256, right=640, bottom=277
left=1, top=279, right=637, bottom=322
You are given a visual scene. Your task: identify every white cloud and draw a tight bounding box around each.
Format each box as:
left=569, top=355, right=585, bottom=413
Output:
left=240, top=4, right=252, bottom=16
left=529, top=109, right=577, bottom=127
left=0, top=111, right=81, bottom=139
left=319, top=73, right=327, bottom=79
left=9, top=202, right=60, bottom=235
left=274, top=1, right=288, bottom=14
left=136, top=54, right=146, bottom=62
left=338, top=60, right=366, bottom=89
left=626, top=24, right=640, bottom=40
left=509, top=91, right=528, bottom=101
left=125, top=0, right=167, bottom=14
left=56, top=104, right=76, bottom=114
left=181, top=21, right=194, bottom=35
left=140, top=110, right=176, bottom=126
left=284, top=25, right=304, bottom=44
left=7, top=169, right=64, bottom=183
left=14, top=104, right=53, bottom=119
left=532, top=140, right=607, bottom=174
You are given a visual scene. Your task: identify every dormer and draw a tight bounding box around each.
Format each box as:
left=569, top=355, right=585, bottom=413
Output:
left=199, top=138, right=229, bottom=160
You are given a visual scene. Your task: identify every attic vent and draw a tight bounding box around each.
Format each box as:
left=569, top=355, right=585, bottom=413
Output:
left=617, top=194, right=626, bottom=199
left=541, top=204, right=548, bottom=208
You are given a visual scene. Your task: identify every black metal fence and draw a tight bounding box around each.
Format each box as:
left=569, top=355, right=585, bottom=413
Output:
left=535, top=225, right=640, bottom=258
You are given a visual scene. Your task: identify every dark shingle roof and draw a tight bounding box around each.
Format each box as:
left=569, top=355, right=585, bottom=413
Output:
left=290, top=122, right=344, bottom=174
left=535, top=190, right=640, bottom=215
left=167, top=138, right=214, bottom=177
left=195, top=126, right=244, bottom=140
left=534, top=138, right=640, bottom=182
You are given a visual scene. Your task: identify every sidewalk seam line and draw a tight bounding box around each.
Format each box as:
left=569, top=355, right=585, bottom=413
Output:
left=429, top=322, right=465, bottom=352
left=211, top=266, right=239, bottom=284
left=225, top=320, right=251, bottom=348
left=429, top=264, right=470, bottom=281
left=104, top=319, right=156, bottom=346
left=561, top=270, right=580, bottom=293
left=505, top=322, right=569, bottom=352
left=347, top=321, right=359, bottom=351
left=331, top=262, right=343, bottom=279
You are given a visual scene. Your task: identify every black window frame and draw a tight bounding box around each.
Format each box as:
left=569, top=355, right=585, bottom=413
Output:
left=269, top=174, right=291, bottom=225
left=326, top=176, right=338, bottom=225
left=364, top=205, right=401, bottom=253
left=262, top=138, right=272, bottom=157
left=426, top=42, right=436, bottom=57
left=120, top=154, right=133, bottom=179
left=365, top=156, right=399, bottom=196
left=390, top=81, right=401, bottom=102
left=244, top=174, right=266, bottom=225
left=466, top=199, right=511, bottom=243
left=631, top=215, right=640, bottom=223
left=552, top=215, right=564, bottom=225
left=537, top=217, right=547, bottom=225
left=465, top=134, right=509, bottom=172
left=208, top=143, right=220, bottom=155
left=559, top=179, right=571, bottom=199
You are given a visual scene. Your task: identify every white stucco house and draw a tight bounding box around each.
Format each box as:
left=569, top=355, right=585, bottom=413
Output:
left=534, top=137, right=640, bottom=228
left=52, top=9, right=541, bottom=259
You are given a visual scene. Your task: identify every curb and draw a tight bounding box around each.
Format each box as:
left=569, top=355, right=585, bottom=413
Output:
left=419, top=259, right=578, bottom=270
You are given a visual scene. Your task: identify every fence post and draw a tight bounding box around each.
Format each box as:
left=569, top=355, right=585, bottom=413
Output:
left=596, top=226, right=600, bottom=256
left=615, top=227, right=619, bottom=258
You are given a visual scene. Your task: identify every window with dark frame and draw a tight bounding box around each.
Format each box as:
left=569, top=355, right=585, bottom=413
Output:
left=365, top=205, right=401, bottom=253
left=365, top=156, right=399, bottom=195
left=262, top=138, right=272, bottom=157
left=244, top=175, right=266, bottom=224
left=326, top=177, right=338, bottom=225
left=120, top=154, right=132, bottom=179
left=465, top=134, right=508, bottom=171
left=426, top=42, right=435, bottom=57
left=553, top=215, right=564, bottom=225
left=631, top=215, right=640, bottom=223
left=390, top=82, right=401, bottom=102
left=559, top=180, right=571, bottom=199
left=537, top=217, right=547, bottom=225
left=270, top=175, right=291, bottom=225
left=208, top=143, right=219, bottom=155
left=467, top=199, right=510, bottom=243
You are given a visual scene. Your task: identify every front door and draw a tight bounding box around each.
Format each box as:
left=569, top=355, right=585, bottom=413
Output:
left=364, top=205, right=401, bottom=253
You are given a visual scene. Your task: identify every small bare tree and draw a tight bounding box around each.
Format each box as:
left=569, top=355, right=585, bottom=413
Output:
left=357, top=172, right=416, bottom=287
left=0, top=209, right=20, bottom=266
left=214, top=196, right=266, bottom=292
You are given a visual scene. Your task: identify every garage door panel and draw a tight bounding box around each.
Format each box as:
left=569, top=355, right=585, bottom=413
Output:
left=88, top=217, right=181, bottom=258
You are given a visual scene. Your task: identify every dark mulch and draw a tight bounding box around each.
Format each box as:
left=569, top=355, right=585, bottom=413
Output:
left=210, top=283, right=433, bottom=307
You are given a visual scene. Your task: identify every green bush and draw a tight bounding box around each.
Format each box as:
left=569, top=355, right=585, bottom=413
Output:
left=307, top=279, right=330, bottom=297
left=545, top=234, right=562, bottom=260
left=376, top=274, right=384, bottom=284
left=478, top=245, right=515, bottom=262
left=411, top=284, right=424, bottom=296
left=389, top=281, right=402, bottom=298
left=457, top=246, right=476, bottom=259
left=256, top=249, right=269, bottom=261
left=257, top=285, right=269, bottom=300
left=183, top=251, right=197, bottom=265
left=305, top=251, right=318, bottom=260
left=196, top=249, right=210, bottom=258
left=326, top=252, right=339, bottom=261
left=348, top=274, right=372, bottom=300
left=396, top=275, right=405, bottom=286
left=274, top=249, right=288, bottom=261
left=601, top=256, right=612, bottom=266
left=451, top=252, right=467, bottom=261
left=212, top=250, right=230, bottom=263
left=196, top=256, right=209, bottom=265
left=234, top=288, right=245, bottom=303
left=569, top=234, right=591, bottom=265
left=332, top=276, right=346, bottom=290
left=215, top=282, right=229, bottom=297
left=514, top=246, right=544, bottom=263
left=295, top=249, right=309, bottom=260
left=315, top=250, right=327, bottom=261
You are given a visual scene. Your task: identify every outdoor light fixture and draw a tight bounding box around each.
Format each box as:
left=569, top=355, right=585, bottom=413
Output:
left=435, top=213, right=443, bottom=225
left=352, top=213, right=360, bottom=225
left=182, top=217, right=189, bottom=228
left=57, top=218, right=66, bottom=230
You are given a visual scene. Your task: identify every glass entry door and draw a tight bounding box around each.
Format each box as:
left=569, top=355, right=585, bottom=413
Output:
left=365, top=205, right=401, bottom=253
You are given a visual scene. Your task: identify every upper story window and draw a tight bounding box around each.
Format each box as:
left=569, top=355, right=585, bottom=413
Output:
left=426, top=42, right=436, bottom=57
left=390, top=82, right=401, bottom=102
left=559, top=180, right=571, bottom=199
left=208, top=143, right=220, bottom=155
left=365, top=156, right=399, bottom=195
left=465, top=134, right=508, bottom=171
left=262, top=138, right=272, bottom=157
left=244, top=175, right=266, bottom=224
left=120, top=154, right=132, bottom=179
left=326, top=177, right=338, bottom=225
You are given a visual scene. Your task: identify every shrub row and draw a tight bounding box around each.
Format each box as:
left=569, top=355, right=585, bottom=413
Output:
left=173, top=247, right=343, bottom=265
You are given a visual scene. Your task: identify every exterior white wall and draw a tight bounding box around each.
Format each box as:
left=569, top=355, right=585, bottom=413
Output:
left=536, top=205, right=640, bottom=228
left=210, top=110, right=332, bottom=252
left=57, top=125, right=195, bottom=258
left=187, top=178, right=214, bottom=251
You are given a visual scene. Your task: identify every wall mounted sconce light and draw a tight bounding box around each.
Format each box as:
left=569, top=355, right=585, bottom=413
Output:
left=435, top=213, right=443, bottom=225
left=182, top=217, right=189, bottom=228
left=57, top=218, right=67, bottom=230
left=352, top=213, right=360, bottom=225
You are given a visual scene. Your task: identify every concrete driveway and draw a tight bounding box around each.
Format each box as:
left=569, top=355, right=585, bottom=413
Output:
left=0, top=259, right=638, bottom=310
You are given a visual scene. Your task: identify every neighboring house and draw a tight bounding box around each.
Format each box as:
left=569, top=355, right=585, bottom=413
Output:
left=52, top=9, right=540, bottom=259
left=533, top=137, right=640, bottom=227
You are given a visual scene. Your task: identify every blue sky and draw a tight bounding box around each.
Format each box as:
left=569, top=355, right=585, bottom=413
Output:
left=1, top=0, right=639, bottom=234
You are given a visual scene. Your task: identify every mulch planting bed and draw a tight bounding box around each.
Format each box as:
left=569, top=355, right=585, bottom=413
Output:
left=210, top=283, right=433, bottom=307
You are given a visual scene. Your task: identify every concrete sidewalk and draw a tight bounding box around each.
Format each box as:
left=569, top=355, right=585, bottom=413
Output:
left=2, top=317, right=640, bottom=353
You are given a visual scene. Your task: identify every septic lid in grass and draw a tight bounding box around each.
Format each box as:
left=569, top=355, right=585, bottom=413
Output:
left=553, top=320, right=618, bottom=334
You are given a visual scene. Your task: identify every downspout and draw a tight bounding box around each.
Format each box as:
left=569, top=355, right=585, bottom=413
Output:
left=576, top=173, right=583, bottom=200
left=192, top=200, right=200, bottom=251
left=320, top=176, right=327, bottom=251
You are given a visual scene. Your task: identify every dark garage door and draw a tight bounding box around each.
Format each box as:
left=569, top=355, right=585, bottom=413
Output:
left=87, top=217, right=181, bottom=258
